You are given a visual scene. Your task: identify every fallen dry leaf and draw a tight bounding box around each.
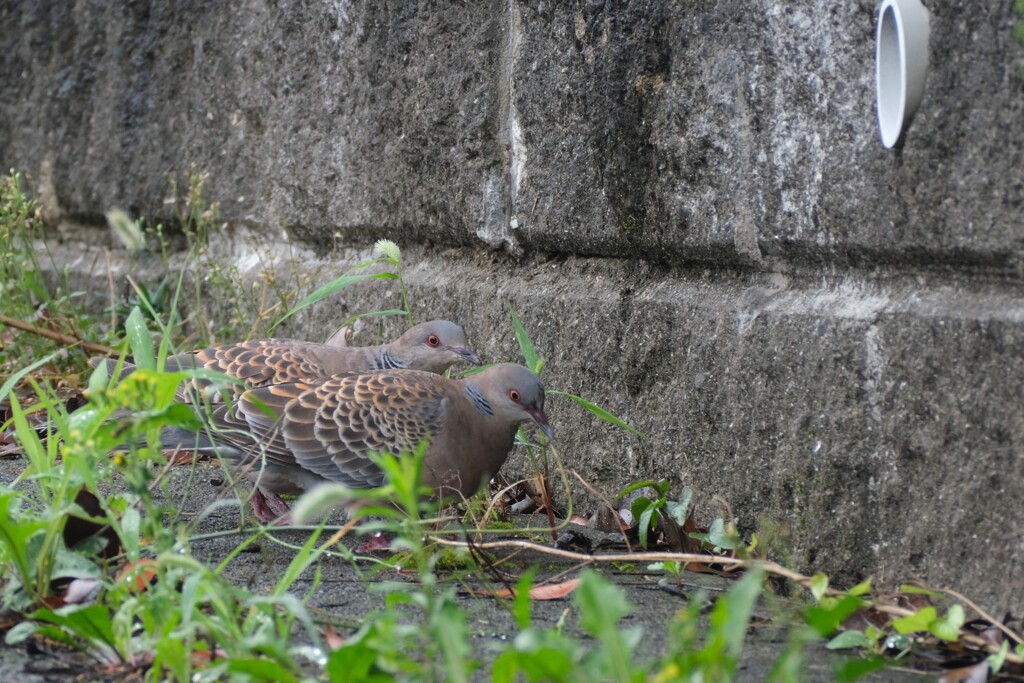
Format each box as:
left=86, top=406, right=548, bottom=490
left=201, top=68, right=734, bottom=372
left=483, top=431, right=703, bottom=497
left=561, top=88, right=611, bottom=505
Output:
left=116, top=558, right=159, bottom=594
left=492, top=578, right=581, bottom=600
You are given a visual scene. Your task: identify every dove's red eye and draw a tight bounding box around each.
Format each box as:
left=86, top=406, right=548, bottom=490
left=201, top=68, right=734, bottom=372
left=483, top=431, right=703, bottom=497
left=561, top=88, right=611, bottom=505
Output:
left=427, top=335, right=441, bottom=347
left=508, top=389, right=521, bottom=402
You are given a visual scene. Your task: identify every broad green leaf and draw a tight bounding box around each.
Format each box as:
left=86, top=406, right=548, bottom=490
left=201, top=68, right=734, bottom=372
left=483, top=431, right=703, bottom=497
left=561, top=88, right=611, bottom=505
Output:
left=637, top=502, right=657, bottom=549
left=929, top=604, right=964, bottom=641
left=125, top=306, right=154, bottom=370
left=891, top=606, right=937, bottom=634
left=32, top=604, right=117, bottom=653
left=4, top=620, right=38, bottom=645
left=810, top=573, right=829, bottom=601
left=550, top=391, right=643, bottom=436
left=805, top=594, right=863, bottom=637
left=690, top=517, right=738, bottom=550
left=665, top=488, right=694, bottom=525
left=273, top=272, right=397, bottom=330
left=826, top=630, right=874, bottom=650
left=630, top=496, right=653, bottom=519
left=847, top=578, right=873, bottom=597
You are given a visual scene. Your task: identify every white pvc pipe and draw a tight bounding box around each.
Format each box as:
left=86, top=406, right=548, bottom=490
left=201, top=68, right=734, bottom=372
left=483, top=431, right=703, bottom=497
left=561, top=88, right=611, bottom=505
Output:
left=875, top=0, right=931, bottom=148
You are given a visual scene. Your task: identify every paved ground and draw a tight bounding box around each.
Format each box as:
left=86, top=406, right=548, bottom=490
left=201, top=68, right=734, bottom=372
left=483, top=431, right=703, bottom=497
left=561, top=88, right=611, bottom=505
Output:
left=0, top=453, right=937, bottom=682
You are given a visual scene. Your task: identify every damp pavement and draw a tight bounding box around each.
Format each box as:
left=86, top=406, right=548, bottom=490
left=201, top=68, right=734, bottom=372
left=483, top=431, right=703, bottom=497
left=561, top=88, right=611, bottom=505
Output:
left=0, top=455, right=930, bottom=682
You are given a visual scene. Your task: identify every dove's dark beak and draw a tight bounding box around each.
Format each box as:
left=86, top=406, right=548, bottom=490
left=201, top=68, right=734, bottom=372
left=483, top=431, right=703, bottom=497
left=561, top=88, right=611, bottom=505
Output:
left=451, top=346, right=482, bottom=366
left=527, top=408, right=555, bottom=441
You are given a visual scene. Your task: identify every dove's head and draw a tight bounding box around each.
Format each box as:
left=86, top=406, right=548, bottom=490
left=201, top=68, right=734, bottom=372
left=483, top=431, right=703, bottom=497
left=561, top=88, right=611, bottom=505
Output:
left=471, top=363, right=553, bottom=440
left=390, top=320, right=482, bottom=374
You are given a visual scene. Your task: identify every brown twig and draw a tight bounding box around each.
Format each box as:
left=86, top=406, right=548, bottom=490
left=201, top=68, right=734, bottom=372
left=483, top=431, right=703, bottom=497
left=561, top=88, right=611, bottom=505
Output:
left=0, top=313, right=118, bottom=356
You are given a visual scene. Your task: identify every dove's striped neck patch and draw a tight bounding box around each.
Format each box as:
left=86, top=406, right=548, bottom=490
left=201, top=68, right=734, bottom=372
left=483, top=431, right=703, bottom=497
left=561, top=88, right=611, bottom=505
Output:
left=375, top=351, right=406, bottom=370
left=464, top=383, right=494, bottom=417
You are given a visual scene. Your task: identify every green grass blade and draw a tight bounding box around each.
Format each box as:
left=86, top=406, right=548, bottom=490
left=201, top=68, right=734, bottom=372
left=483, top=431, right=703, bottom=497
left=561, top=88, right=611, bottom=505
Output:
left=509, top=306, right=542, bottom=375
left=8, top=395, right=50, bottom=478
left=332, top=309, right=408, bottom=340
left=550, top=391, right=643, bottom=436
left=272, top=272, right=397, bottom=331
left=0, top=348, right=63, bottom=405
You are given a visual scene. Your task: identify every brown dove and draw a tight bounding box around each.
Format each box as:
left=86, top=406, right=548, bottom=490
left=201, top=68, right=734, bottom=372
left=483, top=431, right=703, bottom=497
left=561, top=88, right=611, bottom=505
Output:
left=95, top=319, right=481, bottom=403
left=207, top=363, right=552, bottom=522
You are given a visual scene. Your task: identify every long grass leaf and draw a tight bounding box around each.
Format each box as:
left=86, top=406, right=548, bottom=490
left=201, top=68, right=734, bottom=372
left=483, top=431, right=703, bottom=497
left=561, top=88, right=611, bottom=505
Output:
left=0, top=349, right=62, bottom=404
left=509, top=306, right=541, bottom=374
left=272, top=272, right=397, bottom=331
left=550, top=390, right=643, bottom=436
left=332, top=309, right=408, bottom=340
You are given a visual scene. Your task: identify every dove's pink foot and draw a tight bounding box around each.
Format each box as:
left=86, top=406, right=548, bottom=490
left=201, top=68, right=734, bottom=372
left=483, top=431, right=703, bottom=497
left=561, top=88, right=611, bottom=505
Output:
left=355, top=531, right=394, bottom=554
left=250, top=487, right=292, bottom=525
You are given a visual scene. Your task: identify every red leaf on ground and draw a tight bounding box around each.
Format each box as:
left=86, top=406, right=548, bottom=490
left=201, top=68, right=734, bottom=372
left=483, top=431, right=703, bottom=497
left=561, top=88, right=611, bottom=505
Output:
left=116, top=558, right=159, bottom=594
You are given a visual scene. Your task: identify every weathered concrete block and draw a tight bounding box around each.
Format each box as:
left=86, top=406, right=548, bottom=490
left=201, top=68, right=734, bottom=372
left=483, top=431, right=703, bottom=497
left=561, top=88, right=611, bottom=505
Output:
left=5, top=2, right=1022, bottom=264
left=512, top=1, right=1024, bottom=266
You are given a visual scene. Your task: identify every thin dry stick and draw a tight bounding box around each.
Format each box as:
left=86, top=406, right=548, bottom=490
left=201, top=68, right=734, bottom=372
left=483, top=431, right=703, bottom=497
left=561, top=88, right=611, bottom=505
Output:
left=0, top=313, right=118, bottom=356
